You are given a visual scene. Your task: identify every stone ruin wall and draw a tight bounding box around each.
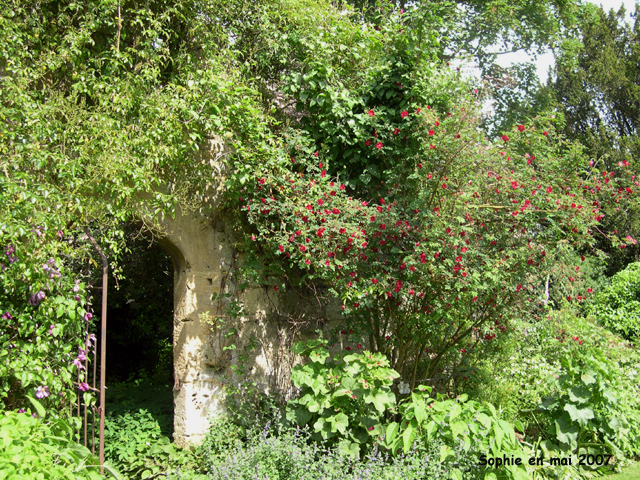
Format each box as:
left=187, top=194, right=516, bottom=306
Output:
left=147, top=138, right=340, bottom=446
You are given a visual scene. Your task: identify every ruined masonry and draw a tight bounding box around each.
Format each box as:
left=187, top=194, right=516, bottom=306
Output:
left=148, top=139, right=338, bottom=446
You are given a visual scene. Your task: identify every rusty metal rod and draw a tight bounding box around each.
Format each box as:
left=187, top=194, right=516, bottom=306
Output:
left=83, top=316, right=89, bottom=448
left=85, top=227, right=108, bottom=475
left=83, top=363, right=88, bottom=447
left=91, top=333, right=97, bottom=455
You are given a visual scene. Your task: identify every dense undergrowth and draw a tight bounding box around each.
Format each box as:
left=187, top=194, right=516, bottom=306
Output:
left=89, top=297, right=640, bottom=480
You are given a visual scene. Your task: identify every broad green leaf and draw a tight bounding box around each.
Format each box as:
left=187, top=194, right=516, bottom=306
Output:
left=564, top=403, right=594, bottom=427
left=449, top=403, right=462, bottom=421
left=555, top=413, right=579, bottom=447
left=309, top=347, right=330, bottom=364
left=402, top=421, right=416, bottom=453
left=440, top=444, right=454, bottom=463
left=451, top=421, right=467, bottom=439
left=568, top=386, right=591, bottom=404
left=385, top=422, right=399, bottom=443
left=26, top=395, right=46, bottom=418
left=329, top=412, right=349, bottom=435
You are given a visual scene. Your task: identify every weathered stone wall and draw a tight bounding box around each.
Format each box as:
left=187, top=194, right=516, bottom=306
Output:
left=147, top=139, right=339, bottom=446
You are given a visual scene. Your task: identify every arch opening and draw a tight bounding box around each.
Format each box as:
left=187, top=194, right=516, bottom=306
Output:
left=98, top=223, right=179, bottom=441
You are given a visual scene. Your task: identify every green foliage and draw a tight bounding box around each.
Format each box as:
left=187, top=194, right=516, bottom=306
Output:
left=104, top=409, right=197, bottom=480
left=0, top=185, right=95, bottom=413
left=288, top=336, right=527, bottom=479
left=386, top=389, right=527, bottom=480
left=196, top=415, right=244, bottom=460
left=588, top=262, right=640, bottom=340
left=287, top=335, right=399, bottom=453
left=243, top=77, right=637, bottom=385
left=2, top=0, right=637, bottom=415
left=537, top=348, right=640, bottom=465
left=0, top=400, right=120, bottom=480
left=461, top=307, right=612, bottom=429
left=197, top=420, right=482, bottom=480
left=546, top=3, right=640, bottom=274
left=103, top=379, right=201, bottom=480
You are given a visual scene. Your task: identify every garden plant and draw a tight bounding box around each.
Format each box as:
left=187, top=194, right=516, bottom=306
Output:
left=1, top=0, right=640, bottom=479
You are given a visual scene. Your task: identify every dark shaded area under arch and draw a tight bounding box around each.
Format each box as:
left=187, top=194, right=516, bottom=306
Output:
left=104, top=225, right=174, bottom=385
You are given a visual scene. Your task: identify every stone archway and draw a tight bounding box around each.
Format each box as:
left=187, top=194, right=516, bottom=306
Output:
left=155, top=209, right=234, bottom=446
left=144, top=139, right=341, bottom=446
left=153, top=206, right=341, bottom=446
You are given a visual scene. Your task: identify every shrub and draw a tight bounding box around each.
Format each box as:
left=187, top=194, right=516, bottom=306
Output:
left=0, top=233, right=95, bottom=414
left=287, top=336, right=528, bottom=479
left=588, top=262, right=640, bottom=340
left=0, top=399, right=120, bottom=479
left=536, top=348, right=640, bottom=469
left=287, top=335, right=399, bottom=454
left=197, top=422, right=484, bottom=480
left=103, top=407, right=201, bottom=480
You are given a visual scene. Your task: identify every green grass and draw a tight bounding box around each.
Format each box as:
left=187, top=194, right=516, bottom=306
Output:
left=604, top=462, right=640, bottom=479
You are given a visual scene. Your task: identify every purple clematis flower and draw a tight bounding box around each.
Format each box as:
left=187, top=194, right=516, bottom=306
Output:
left=78, top=382, right=90, bottom=392
left=35, top=385, right=50, bottom=399
left=2, top=312, right=12, bottom=321
left=85, top=334, right=96, bottom=348
left=28, top=291, right=45, bottom=306
left=84, top=312, right=93, bottom=322
left=73, top=357, right=85, bottom=370
left=17, top=408, right=25, bottom=413
left=4, top=245, right=16, bottom=264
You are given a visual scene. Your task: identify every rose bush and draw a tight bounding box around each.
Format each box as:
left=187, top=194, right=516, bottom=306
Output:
left=227, top=5, right=639, bottom=386
left=239, top=100, right=636, bottom=383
